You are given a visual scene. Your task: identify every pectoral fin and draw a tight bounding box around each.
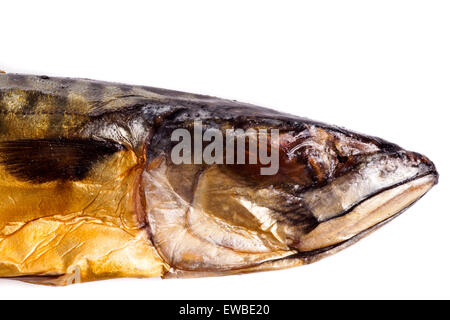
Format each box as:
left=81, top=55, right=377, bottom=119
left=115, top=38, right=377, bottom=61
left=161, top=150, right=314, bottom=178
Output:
left=0, top=139, right=123, bottom=183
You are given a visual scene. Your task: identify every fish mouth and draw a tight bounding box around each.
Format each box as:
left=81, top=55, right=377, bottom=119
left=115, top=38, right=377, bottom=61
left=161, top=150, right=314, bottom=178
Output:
left=295, top=172, right=438, bottom=256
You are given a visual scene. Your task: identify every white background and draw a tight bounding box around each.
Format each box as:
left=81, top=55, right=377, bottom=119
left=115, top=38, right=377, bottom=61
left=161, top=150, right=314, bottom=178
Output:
left=0, top=1, right=448, bottom=299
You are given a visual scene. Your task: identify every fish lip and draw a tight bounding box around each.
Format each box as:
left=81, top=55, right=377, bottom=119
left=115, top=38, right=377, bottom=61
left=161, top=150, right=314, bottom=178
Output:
left=318, top=169, right=439, bottom=224
left=293, top=172, right=438, bottom=258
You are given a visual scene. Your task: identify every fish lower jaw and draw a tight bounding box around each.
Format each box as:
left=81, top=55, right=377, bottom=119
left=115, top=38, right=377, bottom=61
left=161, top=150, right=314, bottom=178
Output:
left=296, top=173, right=437, bottom=253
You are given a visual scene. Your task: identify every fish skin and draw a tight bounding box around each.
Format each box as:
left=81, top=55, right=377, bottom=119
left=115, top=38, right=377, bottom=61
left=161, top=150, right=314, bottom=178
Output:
left=0, top=73, right=439, bottom=285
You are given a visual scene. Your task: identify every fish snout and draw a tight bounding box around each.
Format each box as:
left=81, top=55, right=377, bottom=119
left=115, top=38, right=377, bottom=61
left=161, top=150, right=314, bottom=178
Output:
left=380, top=145, right=439, bottom=186
left=400, top=150, right=438, bottom=181
left=376, top=138, right=438, bottom=178
left=293, top=143, right=438, bottom=253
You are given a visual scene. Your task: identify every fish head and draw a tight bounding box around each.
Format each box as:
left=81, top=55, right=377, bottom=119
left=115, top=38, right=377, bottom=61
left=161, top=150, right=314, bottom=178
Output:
left=145, top=110, right=438, bottom=274
left=257, top=124, right=439, bottom=254
left=199, top=120, right=439, bottom=254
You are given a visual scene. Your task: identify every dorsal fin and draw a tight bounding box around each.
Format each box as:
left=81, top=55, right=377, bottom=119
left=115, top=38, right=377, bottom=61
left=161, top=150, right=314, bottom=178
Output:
left=0, top=138, right=123, bottom=183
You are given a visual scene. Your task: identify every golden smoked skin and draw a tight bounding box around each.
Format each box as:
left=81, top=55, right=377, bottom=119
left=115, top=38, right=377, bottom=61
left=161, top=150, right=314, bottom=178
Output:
left=0, top=73, right=438, bottom=285
left=0, top=76, right=169, bottom=284
left=0, top=147, right=167, bottom=285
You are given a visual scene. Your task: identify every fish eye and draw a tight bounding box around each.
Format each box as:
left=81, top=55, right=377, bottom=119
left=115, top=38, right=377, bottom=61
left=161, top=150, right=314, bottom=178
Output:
left=275, top=130, right=338, bottom=186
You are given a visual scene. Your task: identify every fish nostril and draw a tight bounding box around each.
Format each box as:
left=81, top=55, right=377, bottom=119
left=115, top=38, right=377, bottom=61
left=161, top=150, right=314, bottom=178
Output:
left=408, top=151, right=434, bottom=167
